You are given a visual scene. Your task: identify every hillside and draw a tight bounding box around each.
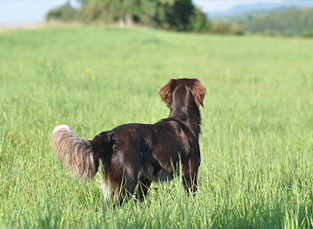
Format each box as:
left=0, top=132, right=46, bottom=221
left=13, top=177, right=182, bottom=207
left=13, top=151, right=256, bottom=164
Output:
left=208, top=0, right=313, bottom=18
left=237, top=7, right=313, bottom=36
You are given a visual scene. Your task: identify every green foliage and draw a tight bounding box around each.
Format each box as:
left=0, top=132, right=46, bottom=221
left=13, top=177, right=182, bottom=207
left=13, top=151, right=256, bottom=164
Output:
left=210, top=20, right=243, bottom=35
left=144, top=0, right=210, bottom=32
left=46, top=0, right=245, bottom=35
left=77, top=0, right=151, bottom=25
left=69, top=0, right=211, bottom=32
left=44, top=0, right=247, bottom=35
left=156, top=0, right=195, bottom=31
left=77, top=0, right=115, bottom=23
left=188, top=7, right=211, bottom=32
left=240, top=7, right=313, bottom=37
left=46, top=1, right=77, bottom=22
left=302, top=32, right=313, bottom=38
left=76, top=0, right=89, bottom=5
left=1, top=26, right=313, bottom=227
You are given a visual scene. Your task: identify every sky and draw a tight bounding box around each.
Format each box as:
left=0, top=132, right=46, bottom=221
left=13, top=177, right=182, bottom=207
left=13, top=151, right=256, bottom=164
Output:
left=193, top=0, right=269, bottom=12
left=0, top=0, right=284, bottom=26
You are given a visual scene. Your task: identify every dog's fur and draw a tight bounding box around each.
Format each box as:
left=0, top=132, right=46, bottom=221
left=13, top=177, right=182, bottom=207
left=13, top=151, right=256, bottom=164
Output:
left=52, top=78, right=206, bottom=207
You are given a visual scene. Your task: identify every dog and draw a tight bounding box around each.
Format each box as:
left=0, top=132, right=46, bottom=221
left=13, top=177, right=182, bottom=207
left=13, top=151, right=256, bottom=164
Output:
left=52, top=78, right=206, bottom=207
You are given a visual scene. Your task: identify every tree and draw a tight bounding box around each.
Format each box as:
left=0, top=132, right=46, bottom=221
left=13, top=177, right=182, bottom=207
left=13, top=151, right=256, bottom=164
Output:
left=47, top=0, right=212, bottom=33
left=189, top=7, right=211, bottom=32
left=78, top=0, right=145, bottom=25
left=46, top=1, right=77, bottom=22
left=76, top=0, right=89, bottom=5
left=77, top=0, right=210, bottom=31
left=159, top=0, right=194, bottom=31
left=77, top=0, right=114, bottom=22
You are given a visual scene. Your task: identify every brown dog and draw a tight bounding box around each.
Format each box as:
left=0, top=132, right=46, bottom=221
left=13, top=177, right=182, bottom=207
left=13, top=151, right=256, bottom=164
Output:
left=52, top=78, right=206, bottom=207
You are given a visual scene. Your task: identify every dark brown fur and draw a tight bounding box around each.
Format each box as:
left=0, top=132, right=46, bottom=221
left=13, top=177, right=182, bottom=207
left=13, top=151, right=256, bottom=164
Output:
left=52, top=78, right=206, bottom=207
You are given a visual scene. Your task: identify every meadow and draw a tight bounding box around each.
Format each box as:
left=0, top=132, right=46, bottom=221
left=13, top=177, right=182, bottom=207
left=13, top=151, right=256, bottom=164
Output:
left=0, top=26, right=312, bottom=228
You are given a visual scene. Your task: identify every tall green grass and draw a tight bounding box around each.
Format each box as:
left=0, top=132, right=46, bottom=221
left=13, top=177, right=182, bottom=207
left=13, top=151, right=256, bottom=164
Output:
left=0, top=26, right=312, bottom=228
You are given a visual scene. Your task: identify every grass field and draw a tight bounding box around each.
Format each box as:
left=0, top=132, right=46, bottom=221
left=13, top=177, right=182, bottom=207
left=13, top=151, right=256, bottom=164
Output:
left=0, top=26, right=312, bottom=228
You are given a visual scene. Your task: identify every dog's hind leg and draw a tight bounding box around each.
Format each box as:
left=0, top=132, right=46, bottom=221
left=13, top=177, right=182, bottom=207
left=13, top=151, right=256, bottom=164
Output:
left=107, top=151, right=141, bottom=208
left=99, top=164, right=112, bottom=210
left=111, top=172, right=139, bottom=208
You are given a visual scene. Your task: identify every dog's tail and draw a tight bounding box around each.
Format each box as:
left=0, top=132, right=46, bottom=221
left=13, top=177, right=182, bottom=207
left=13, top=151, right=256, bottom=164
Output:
left=51, top=125, right=111, bottom=181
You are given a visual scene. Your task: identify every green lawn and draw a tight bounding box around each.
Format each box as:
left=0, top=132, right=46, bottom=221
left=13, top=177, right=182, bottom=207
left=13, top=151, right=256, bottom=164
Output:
left=0, top=26, right=312, bottom=228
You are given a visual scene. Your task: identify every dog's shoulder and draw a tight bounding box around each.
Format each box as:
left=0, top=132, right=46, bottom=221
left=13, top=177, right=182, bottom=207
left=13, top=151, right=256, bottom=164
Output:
left=155, top=118, right=195, bottom=137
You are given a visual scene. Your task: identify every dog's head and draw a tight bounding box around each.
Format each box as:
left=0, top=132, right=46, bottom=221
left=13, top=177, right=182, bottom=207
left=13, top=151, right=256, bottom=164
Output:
left=159, top=78, right=206, bottom=108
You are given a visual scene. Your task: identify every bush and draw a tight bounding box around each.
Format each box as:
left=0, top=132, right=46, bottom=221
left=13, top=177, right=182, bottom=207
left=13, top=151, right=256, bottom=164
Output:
left=301, top=32, right=313, bottom=38
left=210, top=20, right=243, bottom=35
left=46, top=2, right=77, bottom=22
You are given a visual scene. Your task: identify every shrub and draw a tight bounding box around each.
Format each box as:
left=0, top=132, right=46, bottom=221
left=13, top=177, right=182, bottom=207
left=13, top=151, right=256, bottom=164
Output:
left=210, top=20, right=244, bottom=35
left=46, top=1, right=77, bottom=22
left=302, top=31, right=313, bottom=38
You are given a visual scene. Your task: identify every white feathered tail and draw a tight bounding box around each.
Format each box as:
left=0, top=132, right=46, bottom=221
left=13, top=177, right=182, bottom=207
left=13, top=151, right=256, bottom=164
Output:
left=51, top=125, right=98, bottom=181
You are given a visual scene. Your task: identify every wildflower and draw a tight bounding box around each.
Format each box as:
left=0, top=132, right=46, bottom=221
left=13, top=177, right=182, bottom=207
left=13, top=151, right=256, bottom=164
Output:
left=84, top=68, right=92, bottom=74
left=47, top=63, right=52, bottom=72
left=91, top=76, right=95, bottom=80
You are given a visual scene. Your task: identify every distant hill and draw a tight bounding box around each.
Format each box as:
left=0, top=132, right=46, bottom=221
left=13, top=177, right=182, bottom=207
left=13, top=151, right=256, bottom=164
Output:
left=208, top=0, right=313, bottom=18
left=237, top=7, right=313, bottom=37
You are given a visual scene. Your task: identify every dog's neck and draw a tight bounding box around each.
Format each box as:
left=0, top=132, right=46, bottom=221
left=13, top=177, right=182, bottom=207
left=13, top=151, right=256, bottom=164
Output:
left=169, top=90, right=201, bottom=138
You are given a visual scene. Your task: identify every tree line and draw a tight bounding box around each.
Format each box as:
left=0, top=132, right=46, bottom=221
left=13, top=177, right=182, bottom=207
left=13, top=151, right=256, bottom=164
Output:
left=228, top=7, right=313, bottom=37
left=46, top=0, right=243, bottom=35
left=46, top=1, right=313, bottom=37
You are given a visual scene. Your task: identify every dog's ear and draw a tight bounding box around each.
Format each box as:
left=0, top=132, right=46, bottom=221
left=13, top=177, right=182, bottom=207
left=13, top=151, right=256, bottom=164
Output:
left=191, top=79, right=206, bottom=107
left=159, top=79, right=175, bottom=108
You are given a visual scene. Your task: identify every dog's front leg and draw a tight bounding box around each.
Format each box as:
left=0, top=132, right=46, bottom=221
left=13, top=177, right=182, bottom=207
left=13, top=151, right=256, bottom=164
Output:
left=182, top=155, right=199, bottom=194
left=182, top=172, right=198, bottom=194
left=137, top=174, right=152, bottom=201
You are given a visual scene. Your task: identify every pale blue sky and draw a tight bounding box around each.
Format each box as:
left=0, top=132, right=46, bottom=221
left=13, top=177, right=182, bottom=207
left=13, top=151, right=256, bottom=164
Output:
left=0, top=0, right=77, bottom=25
left=193, top=0, right=269, bottom=12
left=0, top=0, right=283, bottom=25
